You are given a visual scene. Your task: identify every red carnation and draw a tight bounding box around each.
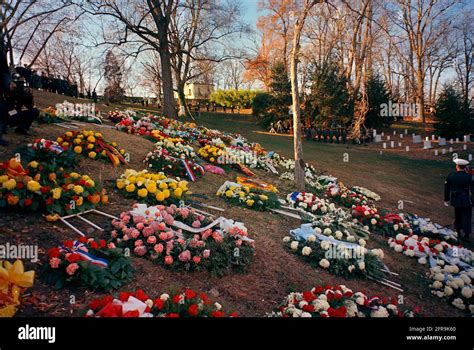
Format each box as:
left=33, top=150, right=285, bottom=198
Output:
left=199, top=292, right=209, bottom=304
left=188, top=304, right=199, bottom=317
left=123, top=310, right=140, bottom=317
left=135, top=289, right=149, bottom=302
left=66, top=253, right=81, bottom=263
left=17, top=182, right=24, bottom=190
left=99, top=239, right=106, bottom=248
left=172, top=294, right=181, bottom=304
left=302, top=304, right=315, bottom=312
left=302, top=291, right=316, bottom=302
left=153, top=298, right=164, bottom=310
left=166, top=313, right=180, bottom=318
left=63, top=241, right=74, bottom=249
left=48, top=247, right=61, bottom=258
left=40, top=186, right=50, bottom=194
left=211, top=310, right=224, bottom=318
left=79, top=236, right=88, bottom=243
left=185, top=289, right=196, bottom=300
left=24, top=198, right=33, bottom=207
left=89, top=241, right=99, bottom=249
left=119, top=292, right=130, bottom=302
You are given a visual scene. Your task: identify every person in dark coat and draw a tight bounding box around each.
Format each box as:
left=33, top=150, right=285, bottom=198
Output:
left=444, top=158, right=474, bottom=242
left=0, top=78, right=39, bottom=137
left=92, top=90, right=98, bottom=103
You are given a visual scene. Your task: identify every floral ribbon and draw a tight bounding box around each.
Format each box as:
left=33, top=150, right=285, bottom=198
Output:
left=59, top=241, right=109, bottom=267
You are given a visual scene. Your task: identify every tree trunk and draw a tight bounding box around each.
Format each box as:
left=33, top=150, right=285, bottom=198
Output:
left=176, top=80, right=193, bottom=118
left=290, top=30, right=305, bottom=192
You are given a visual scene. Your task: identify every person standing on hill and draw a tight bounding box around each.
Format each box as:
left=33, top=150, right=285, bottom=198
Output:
left=444, top=158, right=474, bottom=242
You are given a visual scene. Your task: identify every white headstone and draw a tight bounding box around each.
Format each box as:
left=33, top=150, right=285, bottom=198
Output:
left=390, top=141, right=394, bottom=148
left=463, top=144, right=467, bottom=150
left=442, top=149, right=446, bottom=155
left=374, top=135, right=382, bottom=142
left=469, top=154, right=472, bottom=161
left=398, top=142, right=402, bottom=147
left=400, top=134, right=404, bottom=139
left=412, top=135, right=422, bottom=144
left=434, top=150, right=438, bottom=156
left=449, top=147, right=453, bottom=152
left=455, top=138, right=459, bottom=143
left=464, top=135, right=470, bottom=142
left=405, top=129, right=408, bottom=134
left=406, top=146, right=410, bottom=152
left=431, top=135, right=435, bottom=141
left=438, top=137, right=446, bottom=146
left=450, top=139, right=454, bottom=144
left=373, top=129, right=377, bottom=137
left=381, top=132, right=385, bottom=136
left=423, top=140, right=432, bottom=149
left=387, top=136, right=391, bottom=141
left=383, top=142, right=387, bottom=149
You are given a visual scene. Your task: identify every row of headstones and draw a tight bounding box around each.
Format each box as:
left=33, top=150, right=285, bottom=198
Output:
left=381, top=141, right=472, bottom=160
left=374, top=129, right=471, bottom=148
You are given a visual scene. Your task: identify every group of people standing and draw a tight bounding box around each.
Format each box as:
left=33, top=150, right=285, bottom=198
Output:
left=14, top=64, right=79, bottom=98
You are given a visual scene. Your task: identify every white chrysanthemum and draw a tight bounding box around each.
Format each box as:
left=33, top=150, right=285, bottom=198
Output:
left=394, top=244, right=403, bottom=253
left=307, top=234, right=316, bottom=243
left=371, top=306, right=389, bottom=317
left=452, top=298, right=465, bottom=310
left=283, top=236, right=291, bottom=243
left=348, top=265, right=355, bottom=273
left=461, top=287, right=472, bottom=299
left=314, top=227, right=322, bottom=234
left=359, top=239, right=367, bottom=247
left=432, top=281, right=443, bottom=289
left=323, top=228, right=332, bottom=236
left=444, top=286, right=454, bottom=296
left=358, top=261, right=366, bottom=270
left=302, top=246, right=312, bottom=256
left=434, top=273, right=445, bottom=282
left=290, top=241, right=299, bottom=250
left=371, top=219, right=377, bottom=225
left=160, top=293, right=170, bottom=301
left=319, top=259, right=330, bottom=268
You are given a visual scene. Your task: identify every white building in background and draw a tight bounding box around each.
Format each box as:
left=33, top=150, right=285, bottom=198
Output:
left=175, top=82, right=215, bottom=100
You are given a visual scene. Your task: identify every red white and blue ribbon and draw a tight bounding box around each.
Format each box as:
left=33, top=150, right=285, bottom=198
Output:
left=60, top=241, right=109, bottom=267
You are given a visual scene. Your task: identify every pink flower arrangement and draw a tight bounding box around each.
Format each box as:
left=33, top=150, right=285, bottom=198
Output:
left=111, top=204, right=255, bottom=275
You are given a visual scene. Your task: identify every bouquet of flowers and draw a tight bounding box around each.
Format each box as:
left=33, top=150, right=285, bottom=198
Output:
left=351, top=205, right=412, bottom=237
left=38, top=106, right=64, bottom=124
left=0, top=158, right=107, bottom=216
left=287, top=192, right=336, bottom=216
left=429, top=265, right=473, bottom=314
left=144, top=140, right=204, bottom=181
left=18, top=138, right=78, bottom=169
left=57, top=130, right=127, bottom=166
left=236, top=177, right=278, bottom=193
left=388, top=233, right=472, bottom=266
left=350, top=186, right=381, bottom=201
left=111, top=204, right=255, bottom=276
left=107, top=110, right=136, bottom=123
left=116, top=116, right=160, bottom=138
left=402, top=214, right=458, bottom=242
left=0, top=260, right=35, bottom=317
left=82, top=288, right=237, bottom=317
left=326, top=184, right=369, bottom=208
left=116, top=169, right=189, bottom=205
left=197, top=144, right=227, bottom=165
left=268, top=284, right=418, bottom=317
left=216, top=181, right=280, bottom=211
left=43, top=237, right=133, bottom=290
left=283, top=231, right=384, bottom=279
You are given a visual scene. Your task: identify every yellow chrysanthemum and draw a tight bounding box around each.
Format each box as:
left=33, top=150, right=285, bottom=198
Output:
left=137, top=188, right=148, bottom=198
left=27, top=161, right=38, bottom=169
left=26, top=180, right=40, bottom=192
left=88, top=152, right=97, bottom=159
left=51, top=188, right=62, bottom=200
left=73, top=185, right=84, bottom=195
left=0, top=175, right=8, bottom=184
left=156, top=191, right=165, bottom=202
left=146, top=182, right=157, bottom=194
left=116, top=180, right=125, bottom=189
left=246, top=199, right=254, bottom=207
left=173, top=188, right=183, bottom=198
left=125, top=184, right=136, bottom=193
left=74, top=146, right=82, bottom=154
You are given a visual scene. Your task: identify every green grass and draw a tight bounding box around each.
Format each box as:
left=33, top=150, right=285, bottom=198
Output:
left=196, top=112, right=454, bottom=223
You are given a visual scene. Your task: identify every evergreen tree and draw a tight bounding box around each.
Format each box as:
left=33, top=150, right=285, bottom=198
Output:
left=103, top=51, right=125, bottom=103
left=434, top=84, right=473, bottom=138
left=365, top=74, right=392, bottom=128
left=269, top=61, right=292, bottom=117
left=308, top=59, right=352, bottom=123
